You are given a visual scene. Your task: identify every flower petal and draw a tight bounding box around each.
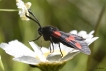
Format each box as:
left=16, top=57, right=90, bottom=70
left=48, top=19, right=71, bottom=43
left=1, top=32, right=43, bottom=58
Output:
left=69, top=30, right=77, bottom=35
left=41, top=47, right=49, bottom=54
left=60, top=50, right=80, bottom=61
left=28, top=41, right=46, bottom=62
left=25, top=2, right=31, bottom=9
left=86, top=31, right=94, bottom=39
left=49, top=43, right=74, bottom=54
left=69, top=30, right=99, bottom=46
left=13, top=56, right=40, bottom=65
left=89, top=30, right=94, bottom=35
left=85, top=37, right=99, bottom=45
left=16, top=0, right=31, bottom=20
left=49, top=43, right=59, bottom=52
left=46, top=52, right=62, bottom=62
left=0, top=40, right=36, bottom=58
left=78, top=31, right=87, bottom=38
left=58, top=43, right=77, bottom=53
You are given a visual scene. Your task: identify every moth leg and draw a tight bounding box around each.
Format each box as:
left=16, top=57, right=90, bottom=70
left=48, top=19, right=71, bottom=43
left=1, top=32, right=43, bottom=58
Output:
left=59, top=43, right=63, bottom=57
left=40, top=39, right=43, bottom=49
left=50, top=37, right=54, bottom=53
left=30, top=35, right=42, bottom=41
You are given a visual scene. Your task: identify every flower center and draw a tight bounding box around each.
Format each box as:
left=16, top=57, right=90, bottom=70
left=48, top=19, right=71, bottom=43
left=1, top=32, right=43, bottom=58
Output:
left=44, top=50, right=67, bottom=57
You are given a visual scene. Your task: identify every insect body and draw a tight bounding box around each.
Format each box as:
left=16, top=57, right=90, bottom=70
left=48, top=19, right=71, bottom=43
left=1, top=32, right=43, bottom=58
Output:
left=26, top=10, right=91, bottom=55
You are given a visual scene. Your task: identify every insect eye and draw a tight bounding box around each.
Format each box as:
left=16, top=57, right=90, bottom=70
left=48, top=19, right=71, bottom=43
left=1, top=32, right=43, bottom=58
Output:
left=38, top=31, right=42, bottom=35
left=50, top=27, right=55, bottom=30
left=51, top=28, right=53, bottom=30
left=38, top=28, right=42, bottom=35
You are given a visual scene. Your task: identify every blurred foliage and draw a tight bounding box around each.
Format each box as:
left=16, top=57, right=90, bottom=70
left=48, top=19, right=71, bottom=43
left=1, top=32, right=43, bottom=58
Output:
left=0, top=0, right=106, bottom=71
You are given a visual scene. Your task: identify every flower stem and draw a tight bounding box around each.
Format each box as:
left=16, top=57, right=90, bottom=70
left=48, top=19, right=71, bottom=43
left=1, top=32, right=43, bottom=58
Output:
left=86, top=4, right=105, bottom=71
left=0, top=9, right=18, bottom=11
left=0, top=56, right=5, bottom=71
left=94, top=5, right=105, bottom=36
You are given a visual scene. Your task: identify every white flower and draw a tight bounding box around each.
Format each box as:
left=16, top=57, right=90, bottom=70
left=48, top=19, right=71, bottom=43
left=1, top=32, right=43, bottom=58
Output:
left=69, top=30, right=99, bottom=45
left=16, top=0, right=31, bottom=21
left=0, top=40, right=79, bottom=71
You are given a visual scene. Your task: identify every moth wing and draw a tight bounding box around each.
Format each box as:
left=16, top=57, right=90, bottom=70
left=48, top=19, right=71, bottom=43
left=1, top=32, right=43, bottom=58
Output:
left=51, top=31, right=91, bottom=55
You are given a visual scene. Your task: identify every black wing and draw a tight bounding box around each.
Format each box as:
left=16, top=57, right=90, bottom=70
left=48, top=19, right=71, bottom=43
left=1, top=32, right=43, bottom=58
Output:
left=51, top=31, right=91, bottom=55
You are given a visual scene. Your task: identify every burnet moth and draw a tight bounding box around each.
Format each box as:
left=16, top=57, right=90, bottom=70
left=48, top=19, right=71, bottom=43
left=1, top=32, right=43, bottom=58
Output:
left=26, top=10, right=91, bottom=56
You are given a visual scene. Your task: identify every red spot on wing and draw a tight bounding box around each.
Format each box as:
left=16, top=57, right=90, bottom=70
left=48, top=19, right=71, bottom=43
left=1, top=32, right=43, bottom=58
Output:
left=65, top=36, right=75, bottom=42
left=68, top=36, right=75, bottom=41
left=65, top=38, right=70, bottom=42
left=75, top=42, right=82, bottom=49
left=52, top=31, right=61, bottom=38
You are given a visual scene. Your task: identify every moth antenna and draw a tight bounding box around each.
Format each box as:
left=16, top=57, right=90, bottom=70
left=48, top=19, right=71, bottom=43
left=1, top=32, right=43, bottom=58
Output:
left=28, top=10, right=40, bottom=24
left=25, top=9, right=42, bottom=28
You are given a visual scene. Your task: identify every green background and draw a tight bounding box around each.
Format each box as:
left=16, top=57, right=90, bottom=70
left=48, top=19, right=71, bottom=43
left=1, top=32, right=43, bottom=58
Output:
left=0, top=0, right=106, bottom=71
